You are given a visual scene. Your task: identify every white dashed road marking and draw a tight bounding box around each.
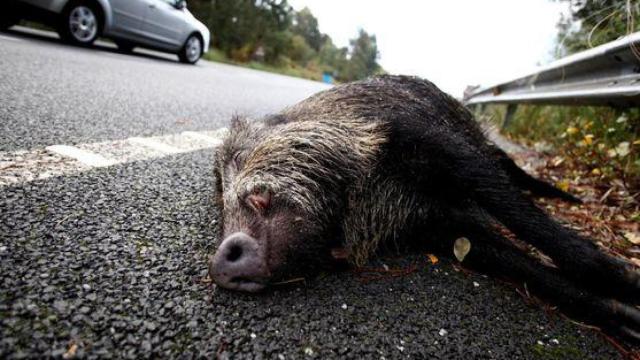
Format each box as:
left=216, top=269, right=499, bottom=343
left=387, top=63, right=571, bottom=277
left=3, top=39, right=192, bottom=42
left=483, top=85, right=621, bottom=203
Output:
left=0, top=128, right=228, bottom=187
left=181, top=131, right=224, bottom=146
left=46, top=145, right=119, bottom=167
left=128, top=137, right=183, bottom=154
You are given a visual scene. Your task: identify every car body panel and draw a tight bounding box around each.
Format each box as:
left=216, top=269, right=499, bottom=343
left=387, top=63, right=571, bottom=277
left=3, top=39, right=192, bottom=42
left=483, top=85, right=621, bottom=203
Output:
left=108, top=0, right=149, bottom=40
left=141, top=0, right=188, bottom=50
left=18, top=0, right=66, bottom=13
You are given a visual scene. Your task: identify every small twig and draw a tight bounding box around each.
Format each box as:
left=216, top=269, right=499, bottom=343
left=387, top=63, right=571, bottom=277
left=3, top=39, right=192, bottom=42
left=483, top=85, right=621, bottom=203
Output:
left=0, top=163, right=19, bottom=171
left=216, top=338, right=228, bottom=359
left=600, top=187, right=615, bottom=204
left=587, top=10, right=620, bottom=48
left=599, top=331, right=640, bottom=360
left=55, top=215, right=72, bottom=227
left=271, top=277, right=305, bottom=286
left=355, top=263, right=418, bottom=283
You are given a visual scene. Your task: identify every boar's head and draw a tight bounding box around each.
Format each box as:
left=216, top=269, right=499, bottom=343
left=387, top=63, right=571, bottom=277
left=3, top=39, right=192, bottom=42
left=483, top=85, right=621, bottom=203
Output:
left=208, top=117, right=385, bottom=292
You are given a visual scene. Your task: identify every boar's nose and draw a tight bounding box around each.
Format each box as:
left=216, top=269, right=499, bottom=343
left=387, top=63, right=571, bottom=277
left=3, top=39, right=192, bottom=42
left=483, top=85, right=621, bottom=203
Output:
left=208, top=232, right=269, bottom=292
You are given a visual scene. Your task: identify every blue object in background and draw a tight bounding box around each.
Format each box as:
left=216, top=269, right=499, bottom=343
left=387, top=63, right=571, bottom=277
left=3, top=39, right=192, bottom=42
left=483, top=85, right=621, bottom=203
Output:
left=322, top=72, right=333, bottom=84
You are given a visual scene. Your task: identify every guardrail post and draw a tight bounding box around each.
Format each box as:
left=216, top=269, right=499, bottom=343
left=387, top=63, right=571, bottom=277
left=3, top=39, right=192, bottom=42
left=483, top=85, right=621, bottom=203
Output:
left=503, top=104, right=517, bottom=129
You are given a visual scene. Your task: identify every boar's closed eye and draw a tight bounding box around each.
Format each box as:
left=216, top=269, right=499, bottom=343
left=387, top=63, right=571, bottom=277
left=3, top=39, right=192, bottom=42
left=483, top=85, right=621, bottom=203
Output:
left=246, top=191, right=271, bottom=214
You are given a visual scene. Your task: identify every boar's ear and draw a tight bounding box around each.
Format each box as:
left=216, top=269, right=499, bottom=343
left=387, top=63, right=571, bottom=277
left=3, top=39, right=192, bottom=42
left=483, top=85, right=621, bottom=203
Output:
left=229, top=115, right=249, bottom=133
left=263, top=114, right=289, bottom=126
left=212, top=147, right=224, bottom=210
left=211, top=147, right=226, bottom=237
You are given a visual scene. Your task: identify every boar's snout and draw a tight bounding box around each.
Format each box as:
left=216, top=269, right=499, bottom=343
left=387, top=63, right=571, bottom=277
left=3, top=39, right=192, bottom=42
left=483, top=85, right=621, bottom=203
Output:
left=208, top=232, right=269, bottom=292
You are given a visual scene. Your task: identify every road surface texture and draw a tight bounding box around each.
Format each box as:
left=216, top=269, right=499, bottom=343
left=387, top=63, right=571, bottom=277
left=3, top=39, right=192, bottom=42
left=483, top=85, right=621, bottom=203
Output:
left=0, top=27, right=623, bottom=359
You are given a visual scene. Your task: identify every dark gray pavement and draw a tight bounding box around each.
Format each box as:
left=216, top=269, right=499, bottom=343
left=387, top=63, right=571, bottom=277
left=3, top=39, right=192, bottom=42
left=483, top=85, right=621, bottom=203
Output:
left=0, top=26, right=328, bottom=152
left=0, top=27, right=623, bottom=359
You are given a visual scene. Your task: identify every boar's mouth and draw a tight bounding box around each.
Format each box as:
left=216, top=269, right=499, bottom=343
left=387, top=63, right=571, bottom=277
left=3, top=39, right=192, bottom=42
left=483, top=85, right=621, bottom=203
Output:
left=207, top=255, right=270, bottom=292
left=225, top=276, right=268, bottom=292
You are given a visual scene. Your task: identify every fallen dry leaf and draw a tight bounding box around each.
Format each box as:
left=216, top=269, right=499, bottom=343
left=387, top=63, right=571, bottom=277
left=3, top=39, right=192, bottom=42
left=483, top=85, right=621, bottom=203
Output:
left=63, top=343, right=77, bottom=359
left=556, top=179, right=570, bottom=192
left=624, top=232, right=640, bottom=245
left=454, top=237, right=471, bottom=262
left=616, top=142, right=630, bottom=157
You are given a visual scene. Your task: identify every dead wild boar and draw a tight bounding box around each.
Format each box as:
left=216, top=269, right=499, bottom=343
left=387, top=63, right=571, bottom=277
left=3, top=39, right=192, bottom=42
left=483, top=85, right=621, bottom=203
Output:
left=208, top=75, right=640, bottom=340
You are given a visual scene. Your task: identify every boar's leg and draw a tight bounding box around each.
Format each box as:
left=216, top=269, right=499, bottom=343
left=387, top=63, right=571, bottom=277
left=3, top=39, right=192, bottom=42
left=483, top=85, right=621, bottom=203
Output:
left=448, top=216, right=640, bottom=342
left=489, top=144, right=582, bottom=203
left=401, top=128, right=640, bottom=302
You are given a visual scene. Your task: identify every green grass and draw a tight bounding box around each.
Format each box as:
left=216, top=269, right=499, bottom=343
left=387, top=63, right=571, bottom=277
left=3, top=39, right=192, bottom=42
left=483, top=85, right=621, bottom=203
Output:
left=203, top=48, right=325, bottom=82
left=530, top=336, right=585, bottom=360
left=478, top=104, right=640, bottom=190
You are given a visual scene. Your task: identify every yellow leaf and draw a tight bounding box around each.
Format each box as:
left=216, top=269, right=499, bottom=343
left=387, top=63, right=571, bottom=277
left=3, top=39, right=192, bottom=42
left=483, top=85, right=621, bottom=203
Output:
left=453, top=237, right=471, bottom=262
left=583, top=121, right=593, bottom=130
left=426, top=254, right=439, bottom=265
left=591, top=168, right=601, bottom=175
left=633, top=139, right=640, bottom=146
left=624, top=232, right=640, bottom=245
left=556, top=180, right=570, bottom=192
left=583, top=134, right=594, bottom=145
left=566, top=126, right=579, bottom=135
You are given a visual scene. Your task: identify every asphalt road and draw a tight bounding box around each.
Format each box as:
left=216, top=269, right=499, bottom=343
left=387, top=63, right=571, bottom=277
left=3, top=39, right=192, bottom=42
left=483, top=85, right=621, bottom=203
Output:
left=0, top=27, right=327, bottom=152
left=0, top=27, right=624, bottom=359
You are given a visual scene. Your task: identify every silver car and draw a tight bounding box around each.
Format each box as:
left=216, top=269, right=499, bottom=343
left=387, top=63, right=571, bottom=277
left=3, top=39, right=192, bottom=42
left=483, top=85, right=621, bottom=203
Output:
left=2, top=0, right=211, bottom=64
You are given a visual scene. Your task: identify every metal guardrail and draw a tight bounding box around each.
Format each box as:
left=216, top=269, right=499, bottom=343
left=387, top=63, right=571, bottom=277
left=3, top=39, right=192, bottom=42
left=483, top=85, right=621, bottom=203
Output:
left=464, top=31, right=640, bottom=110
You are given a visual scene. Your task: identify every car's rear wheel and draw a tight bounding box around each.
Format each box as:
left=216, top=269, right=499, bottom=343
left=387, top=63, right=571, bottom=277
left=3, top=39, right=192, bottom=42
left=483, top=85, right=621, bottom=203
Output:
left=0, top=4, right=20, bottom=31
left=0, top=16, right=19, bottom=31
left=178, top=34, right=202, bottom=64
left=59, top=3, right=100, bottom=46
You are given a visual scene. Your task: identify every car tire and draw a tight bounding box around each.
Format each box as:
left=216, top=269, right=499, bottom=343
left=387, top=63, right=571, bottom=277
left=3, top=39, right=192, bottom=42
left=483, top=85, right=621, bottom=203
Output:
left=0, top=17, right=19, bottom=31
left=58, top=2, right=101, bottom=46
left=178, top=34, right=202, bottom=64
left=115, top=40, right=135, bottom=53
left=0, top=5, right=20, bottom=31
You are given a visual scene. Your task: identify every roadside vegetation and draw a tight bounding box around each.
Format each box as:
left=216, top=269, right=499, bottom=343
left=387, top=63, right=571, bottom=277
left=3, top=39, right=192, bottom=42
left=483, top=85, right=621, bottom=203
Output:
left=190, top=0, right=383, bottom=82
left=478, top=0, right=640, bottom=263
left=490, top=0, right=640, bottom=191
left=486, top=105, right=640, bottom=191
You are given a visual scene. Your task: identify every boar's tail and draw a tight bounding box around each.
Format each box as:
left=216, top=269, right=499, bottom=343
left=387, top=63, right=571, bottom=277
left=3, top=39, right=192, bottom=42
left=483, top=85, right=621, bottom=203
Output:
left=492, top=145, right=582, bottom=204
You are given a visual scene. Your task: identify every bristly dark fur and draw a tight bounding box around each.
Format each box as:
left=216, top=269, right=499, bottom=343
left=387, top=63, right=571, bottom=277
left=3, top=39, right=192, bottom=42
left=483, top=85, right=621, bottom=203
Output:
left=213, top=75, right=640, bottom=341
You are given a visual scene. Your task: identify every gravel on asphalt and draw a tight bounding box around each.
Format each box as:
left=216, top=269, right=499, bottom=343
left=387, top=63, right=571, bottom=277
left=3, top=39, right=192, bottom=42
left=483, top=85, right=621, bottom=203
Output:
left=0, top=27, right=329, bottom=152
left=0, top=26, right=625, bottom=359
left=0, top=150, right=622, bottom=359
